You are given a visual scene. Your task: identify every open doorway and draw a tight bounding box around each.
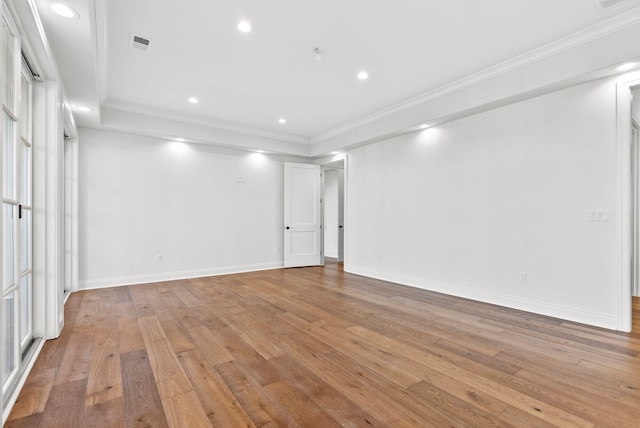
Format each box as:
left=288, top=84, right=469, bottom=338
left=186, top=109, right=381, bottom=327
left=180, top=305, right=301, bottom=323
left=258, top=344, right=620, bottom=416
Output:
left=323, top=165, right=344, bottom=263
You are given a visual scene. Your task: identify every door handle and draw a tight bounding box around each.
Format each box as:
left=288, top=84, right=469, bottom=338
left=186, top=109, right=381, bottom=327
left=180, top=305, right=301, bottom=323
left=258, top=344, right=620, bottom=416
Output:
left=286, top=226, right=290, bottom=230
left=339, top=225, right=343, bottom=229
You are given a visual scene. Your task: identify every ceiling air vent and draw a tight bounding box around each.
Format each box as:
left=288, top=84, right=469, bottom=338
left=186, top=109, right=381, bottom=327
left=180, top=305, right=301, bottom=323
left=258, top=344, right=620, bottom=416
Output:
left=130, top=33, right=151, bottom=51
left=594, top=0, right=627, bottom=9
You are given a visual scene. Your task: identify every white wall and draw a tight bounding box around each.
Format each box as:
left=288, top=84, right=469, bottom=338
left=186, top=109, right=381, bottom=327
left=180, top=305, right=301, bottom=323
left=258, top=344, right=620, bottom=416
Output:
left=346, top=77, right=620, bottom=329
left=78, top=128, right=285, bottom=288
left=324, top=169, right=339, bottom=258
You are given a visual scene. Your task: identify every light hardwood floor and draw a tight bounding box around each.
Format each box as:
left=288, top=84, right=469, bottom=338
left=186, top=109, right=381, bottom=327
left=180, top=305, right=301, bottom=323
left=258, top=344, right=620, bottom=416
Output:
left=6, top=261, right=640, bottom=427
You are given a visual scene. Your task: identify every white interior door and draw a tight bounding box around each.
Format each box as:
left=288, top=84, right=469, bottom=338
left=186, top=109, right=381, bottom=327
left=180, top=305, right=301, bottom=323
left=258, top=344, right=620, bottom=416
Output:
left=284, top=162, right=322, bottom=267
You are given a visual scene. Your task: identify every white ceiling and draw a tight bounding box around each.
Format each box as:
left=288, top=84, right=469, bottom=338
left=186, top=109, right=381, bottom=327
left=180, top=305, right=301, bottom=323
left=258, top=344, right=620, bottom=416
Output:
left=32, top=0, right=640, bottom=153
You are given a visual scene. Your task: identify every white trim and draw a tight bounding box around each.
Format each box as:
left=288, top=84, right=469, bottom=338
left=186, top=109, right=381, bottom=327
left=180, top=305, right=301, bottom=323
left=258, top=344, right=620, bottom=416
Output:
left=32, top=81, right=65, bottom=340
left=85, top=2, right=640, bottom=155
left=633, top=119, right=640, bottom=297
left=615, top=74, right=640, bottom=332
left=347, top=266, right=620, bottom=330
left=70, top=138, right=78, bottom=293
left=342, top=156, right=348, bottom=266
left=78, top=262, right=285, bottom=290
left=91, top=0, right=108, bottom=107
left=1, top=338, right=44, bottom=425
left=312, top=8, right=640, bottom=144
left=2, top=105, right=18, bottom=121
left=5, top=1, right=41, bottom=81
left=20, top=0, right=58, bottom=81
left=102, top=101, right=310, bottom=145
left=63, top=137, right=77, bottom=294
left=62, top=102, right=77, bottom=140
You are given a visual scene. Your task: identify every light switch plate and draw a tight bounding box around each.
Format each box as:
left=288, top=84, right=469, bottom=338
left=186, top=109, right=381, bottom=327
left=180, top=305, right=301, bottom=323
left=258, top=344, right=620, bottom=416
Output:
left=588, top=209, right=610, bottom=221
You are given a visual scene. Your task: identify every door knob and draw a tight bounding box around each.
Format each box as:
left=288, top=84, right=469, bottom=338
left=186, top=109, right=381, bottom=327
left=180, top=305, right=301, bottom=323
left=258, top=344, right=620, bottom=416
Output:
left=286, top=226, right=290, bottom=230
left=339, top=225, right=343, bottom=229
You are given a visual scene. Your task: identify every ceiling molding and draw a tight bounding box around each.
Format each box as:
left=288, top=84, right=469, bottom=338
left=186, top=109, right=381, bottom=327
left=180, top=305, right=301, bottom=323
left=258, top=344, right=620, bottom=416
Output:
left=90, top=0, right=308, bottom=146
left=594, top=0, right=628, bottom=9
left=101, top=100, right=310, bottom=145
left=8, top=0, right=59, bottom=82
left=309, top=16, right=640, bottom=156
left=79, top=126, right=312, bottom=162
left=86, top=1, right=640, bottom=151
left=91, top=0, right=108, bottom=106
left=8, top=0, right=78, bottom=137
left=311, top=6, right=640, bottom=144
left=98, top=106, right=312, bottom=156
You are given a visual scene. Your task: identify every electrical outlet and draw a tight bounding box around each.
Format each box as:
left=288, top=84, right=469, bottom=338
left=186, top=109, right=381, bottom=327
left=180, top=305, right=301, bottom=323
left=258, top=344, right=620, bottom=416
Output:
left=520, top=271, right=527, bottom=282
left=156, top=255, right=162, bottom=263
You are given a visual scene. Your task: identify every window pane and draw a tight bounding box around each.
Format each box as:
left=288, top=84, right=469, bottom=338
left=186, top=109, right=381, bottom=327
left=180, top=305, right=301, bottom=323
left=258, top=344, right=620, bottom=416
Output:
left=1, top=18, right=15, bottom=109
left=21, top=143, right=31, bottom=206
left=21, top=75, right=31, bottom=141
left=3, top=203, right=14, bottom=292
left=3, top=112, right=15, bottom=200
left=20, top=274, right=31, bottom=344
left=2, top=292, right=16, bottom=387
left=21, top=208, right=30, bottom=272
left=0, top=19, right=7, bottom=106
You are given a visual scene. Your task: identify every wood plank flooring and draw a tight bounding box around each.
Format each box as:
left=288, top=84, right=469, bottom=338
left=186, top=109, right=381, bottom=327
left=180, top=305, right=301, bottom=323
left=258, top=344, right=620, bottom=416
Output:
left=6, top=262, right=640, bottom=427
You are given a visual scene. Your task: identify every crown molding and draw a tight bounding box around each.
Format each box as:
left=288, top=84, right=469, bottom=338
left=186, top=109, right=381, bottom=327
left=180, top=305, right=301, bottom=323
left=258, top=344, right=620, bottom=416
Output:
left=91, top=0, right=108, bottom=105
left=89, top=1, right=640, bottom=149
left=8, top=0, right=58, bottom=82
left=8, top=0, right=78, bottom=137
left=89, top=0, right=310, bottom=146
left=101, top=100, right=311, bottom=145
left=311, top=6, right=640, bottom=144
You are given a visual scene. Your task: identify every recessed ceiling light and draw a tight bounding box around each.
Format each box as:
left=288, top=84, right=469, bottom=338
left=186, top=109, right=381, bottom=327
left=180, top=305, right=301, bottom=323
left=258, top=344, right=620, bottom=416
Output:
left=237, top=21, right=252, bottom=33
left=76, top=106, right=91, bottom=112
left=278, top=118, right=287, bottom=124
left=175, top=137, right=185, bottom=142
left=331, top=151, right=339, bottom=155
left=188, top=97, right=198, bottom=104
left=357, top=71, right=369, bottom=80
left=256, top=150, right=265, bottom=153
left=617, top=62, right=640, bottom=72
left=50, top=3, right=79, bottom=19
left=419, top=124, right=430, bottom=129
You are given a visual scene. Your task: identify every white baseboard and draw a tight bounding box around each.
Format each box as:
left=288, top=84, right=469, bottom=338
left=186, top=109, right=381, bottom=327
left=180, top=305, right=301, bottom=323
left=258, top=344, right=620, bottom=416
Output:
left=78, top=262, right=620, bottom=330
left=78, top=262, right=284, bottom=290
left=346, top=265, right=619, bottom=331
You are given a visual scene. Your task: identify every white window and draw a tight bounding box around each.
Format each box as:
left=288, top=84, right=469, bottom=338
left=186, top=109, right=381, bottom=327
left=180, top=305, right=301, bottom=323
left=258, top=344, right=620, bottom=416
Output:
left=1, top=2, right=33, bottom=409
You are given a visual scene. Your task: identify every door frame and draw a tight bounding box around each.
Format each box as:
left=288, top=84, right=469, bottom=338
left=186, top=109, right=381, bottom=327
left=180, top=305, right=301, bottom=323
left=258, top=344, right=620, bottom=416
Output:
left=321, top=166, right=345, bottom=262
left=616, top=75, right=640, bottom=332
left=317, top=154, right=348, bottom=268
left=632, top=118, right=640, bottom=297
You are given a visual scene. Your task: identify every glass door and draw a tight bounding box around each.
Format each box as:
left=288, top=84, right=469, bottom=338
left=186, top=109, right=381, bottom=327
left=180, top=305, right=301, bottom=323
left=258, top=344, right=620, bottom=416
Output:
left=19, top=69, right=32, bottom=354
left=1, top=5, right=32, bottom=403
left=1, top=6, right=20, bottom=396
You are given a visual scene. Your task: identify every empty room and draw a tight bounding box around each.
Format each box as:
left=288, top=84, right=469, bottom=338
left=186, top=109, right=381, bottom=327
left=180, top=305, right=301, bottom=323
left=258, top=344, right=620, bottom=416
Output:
left=3, top=0, right=640, bottom=426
